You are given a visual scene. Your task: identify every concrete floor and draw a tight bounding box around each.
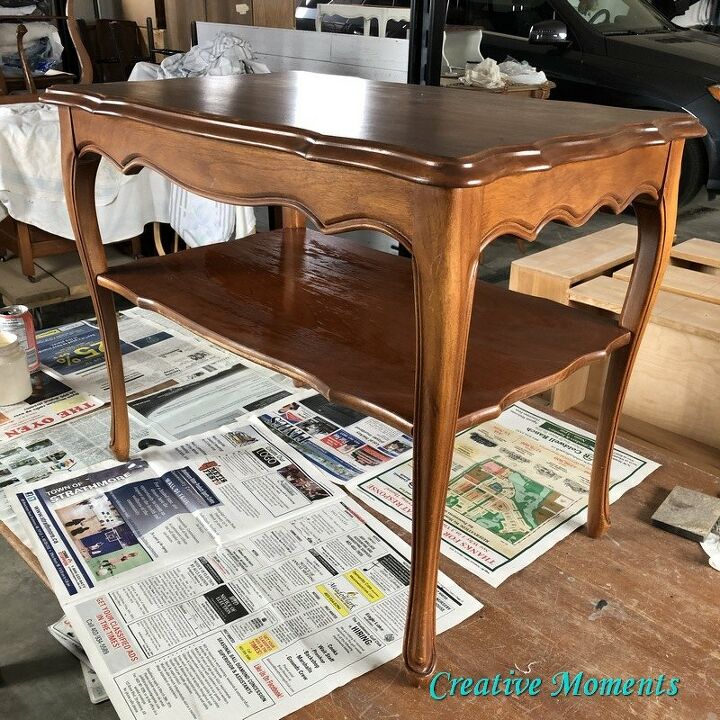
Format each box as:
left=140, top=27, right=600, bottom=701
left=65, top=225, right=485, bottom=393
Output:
left=1, top=192, right=718, bottom=720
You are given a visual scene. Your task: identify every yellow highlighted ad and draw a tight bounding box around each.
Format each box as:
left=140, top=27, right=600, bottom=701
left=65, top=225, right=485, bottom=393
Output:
left=344, top=570, right=385, bottom=602
left=316, top=584, right=349, bottom=616
left=236, top=632, right=279, bottom=662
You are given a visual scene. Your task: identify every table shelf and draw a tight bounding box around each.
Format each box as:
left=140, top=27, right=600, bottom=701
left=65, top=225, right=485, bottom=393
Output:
left=98, top=228, right=631, bottom=433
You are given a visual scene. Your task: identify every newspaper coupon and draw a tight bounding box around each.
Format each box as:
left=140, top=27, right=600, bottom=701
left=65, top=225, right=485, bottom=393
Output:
left=349, top=402, right=660, bottom=587
left=253, top=393, right=413, bottom=483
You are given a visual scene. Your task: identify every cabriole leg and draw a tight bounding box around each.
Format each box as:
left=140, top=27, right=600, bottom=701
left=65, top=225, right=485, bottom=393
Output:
left=403, top=195, right=480, bottom=679
left=587, top=141, right=684, bottom=538
left=60, top=108, right=130, bottom=461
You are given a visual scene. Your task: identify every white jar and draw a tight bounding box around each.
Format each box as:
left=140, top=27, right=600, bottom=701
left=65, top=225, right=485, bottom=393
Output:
left=0, top=331, right=33, bottom=405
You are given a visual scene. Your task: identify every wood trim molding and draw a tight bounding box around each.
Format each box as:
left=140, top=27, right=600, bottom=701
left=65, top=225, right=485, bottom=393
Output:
left=45, top=72, right=705, bottom=189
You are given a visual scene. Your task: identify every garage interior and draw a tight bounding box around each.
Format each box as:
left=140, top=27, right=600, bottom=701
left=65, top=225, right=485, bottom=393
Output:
left=0, top=3, right=718, bottom=720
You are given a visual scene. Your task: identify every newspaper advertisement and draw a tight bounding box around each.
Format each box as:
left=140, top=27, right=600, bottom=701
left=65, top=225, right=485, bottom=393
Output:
left=349, top=402, right=661, bottom=587
left=254, top=393, right=413, bottom=483
left=0, top=369, right=102, bottom=444
left=10, top=431, right=480, bottom=720
left=35, top=308, right=240, bottom=402
left=64, top=498, right=478, bottom=720
left=9, top=420, right=342, bottom=601
left=130, top=364, right=293, bottom=440
left=0, top=408, right=172, bottom=543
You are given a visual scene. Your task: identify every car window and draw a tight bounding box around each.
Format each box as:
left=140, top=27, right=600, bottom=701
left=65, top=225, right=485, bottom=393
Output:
left=452, top=0, right=557, bottom=37
left=564, top=0, right=674, bottom=32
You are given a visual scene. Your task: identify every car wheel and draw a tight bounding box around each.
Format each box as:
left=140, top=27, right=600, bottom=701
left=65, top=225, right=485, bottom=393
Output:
left=678, top=138, right=707, bottom=207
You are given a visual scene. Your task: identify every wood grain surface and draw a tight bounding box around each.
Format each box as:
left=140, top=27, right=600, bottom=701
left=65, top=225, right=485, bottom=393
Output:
left=45, top=72, right=705, bottom=188
left=97, top=228, right=631, bottom=433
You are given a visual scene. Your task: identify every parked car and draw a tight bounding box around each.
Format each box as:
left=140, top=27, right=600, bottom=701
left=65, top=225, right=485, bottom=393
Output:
left=664, top=0, right=720, bottom=33
left=447, top=0, right=720, bottom=203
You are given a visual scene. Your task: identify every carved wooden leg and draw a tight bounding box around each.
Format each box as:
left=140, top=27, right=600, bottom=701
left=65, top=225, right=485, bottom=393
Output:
left=586, top=141, right=683, bottom=538
left=403, top=195, right=480, bottom=678
left=60, top=108, right=130, bottom=461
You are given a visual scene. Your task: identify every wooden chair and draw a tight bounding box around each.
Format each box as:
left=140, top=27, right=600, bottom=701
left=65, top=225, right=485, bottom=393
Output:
left=0, top=1, right=141, bottom=280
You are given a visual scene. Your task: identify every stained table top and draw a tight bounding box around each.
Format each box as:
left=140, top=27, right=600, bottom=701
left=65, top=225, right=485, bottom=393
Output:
left=45, top=71, right=705, bottom=187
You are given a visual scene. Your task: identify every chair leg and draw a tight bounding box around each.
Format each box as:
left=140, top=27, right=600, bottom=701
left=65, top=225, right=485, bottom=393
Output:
left=586, top=142, right=683, bottom=538
left=16, top=221, right=36, bottom=281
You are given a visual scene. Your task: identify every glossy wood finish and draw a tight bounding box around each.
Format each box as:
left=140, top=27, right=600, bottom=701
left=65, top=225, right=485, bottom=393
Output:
left=98, top=228, right=631, bottom=433
left=46, top=71, right=702, bottom=188
left=52, top=72, right=704, bottom=679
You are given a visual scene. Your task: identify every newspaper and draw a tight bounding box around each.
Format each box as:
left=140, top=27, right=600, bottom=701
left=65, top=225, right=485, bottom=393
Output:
left=48, top=615, right=110, bottom=703
left=0, top=408, right=171, bottom=539
left=35, top=308, right=240, bottom=402
left=11, top=423, right=480, bottom=720
left=10, top=420, right=343, bottom=599
left=0, top=369, right=102, bottom=443
left=254, top=393, right=413, bottom=483
left=130, top=364, right=293, bottom=440
left=349, top=402, right=660, bottom=587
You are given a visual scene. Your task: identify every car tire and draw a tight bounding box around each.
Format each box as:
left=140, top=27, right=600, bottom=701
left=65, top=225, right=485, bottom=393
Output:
left=678, top=138, right=707, bottom=207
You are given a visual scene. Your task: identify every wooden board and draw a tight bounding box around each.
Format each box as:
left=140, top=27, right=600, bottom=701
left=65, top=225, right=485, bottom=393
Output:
left=508, top=223, right=638, bottom=411
left=195, top=22, right=410, bottom=82
left=614, top=263, right=720, bottom=305
left=509, top=223, right=638, bottom=303
left=570, top=276, right=720, bottom=447
left=206, top=0, right=253, bottom=26
left=163, top=0, right=205, bottom=51
left=252, top=0, right=295, bottom=28
left=671, top=237, right=720, bottom=271
left=0, top=256, right=68, bottom=307
left=569, top=275, right=720, bottom=342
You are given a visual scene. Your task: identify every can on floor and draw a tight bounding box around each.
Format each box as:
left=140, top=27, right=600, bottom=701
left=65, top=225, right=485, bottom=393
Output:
left=0, top=305, right=39, bottom=371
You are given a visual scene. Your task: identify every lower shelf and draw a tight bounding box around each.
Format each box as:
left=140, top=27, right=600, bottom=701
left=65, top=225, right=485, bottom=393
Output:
left=98, top=228, right=631, bottom=433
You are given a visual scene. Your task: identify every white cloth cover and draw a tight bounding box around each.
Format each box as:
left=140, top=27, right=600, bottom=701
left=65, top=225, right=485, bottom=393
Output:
left=128, top=33, right=268, bottom=246
left=0, top=102, right=171, bottom=242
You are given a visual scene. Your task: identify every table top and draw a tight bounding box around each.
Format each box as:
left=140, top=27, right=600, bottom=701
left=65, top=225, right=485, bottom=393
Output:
left=45, top=71, right=705, bottom=188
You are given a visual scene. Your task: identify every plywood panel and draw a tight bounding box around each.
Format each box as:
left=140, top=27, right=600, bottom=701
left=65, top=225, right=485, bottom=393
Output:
left=671, top=237, right=720, bottom=270
left=252, top=0, right=295, bottom=28
left=206, top=0, right=253, bottom=26
left=119, top=0, right=157, bottom=25
left=164, top=0, right=205, bottom=50
left=614, top=263, right=720, bottom=305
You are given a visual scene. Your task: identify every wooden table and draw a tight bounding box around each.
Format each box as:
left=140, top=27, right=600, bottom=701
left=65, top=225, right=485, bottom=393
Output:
left=46, top=71, right=703, bottom=680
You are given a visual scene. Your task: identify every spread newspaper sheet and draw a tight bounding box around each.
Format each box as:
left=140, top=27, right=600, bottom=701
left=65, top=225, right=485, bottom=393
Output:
left=9, top=420, right=480, bottom=720
left=348, top=402, right=660, bottom=587
left=254, top=392, right=414, bottom=483
left=34, top=308, right=239, bottom=402
left=0, top=310, right=296, bottom=545
left=0, top=369, right=102, bottom=443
